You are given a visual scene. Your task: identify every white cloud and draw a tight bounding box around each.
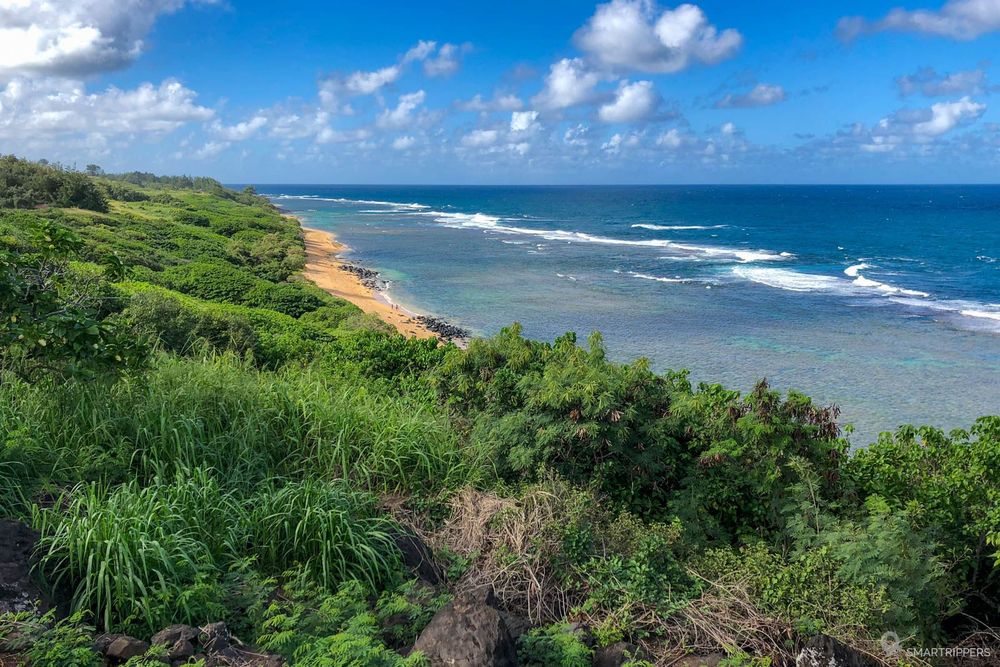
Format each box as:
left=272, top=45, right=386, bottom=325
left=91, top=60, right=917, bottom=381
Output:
left=423, top=43, right=464, bottom=77
left=913, top=96, right=986, bottom=136
left=0, top=0, right=217, bottom=80
left=402, top=40, right=437, bottom=64
left=211, top=115, right=268, bottom=141
left=574, top=0, right=742, bottom=73
left=316, top=127, right=372, bottom=144
left=896, top=67, right=987, bottom=96
left=192, top=140, right=229, bottom=159
left=564, top=123, right=591, bottom=146
left=598, top=80, right=659, bottom=123
left=458, top=93, right=524, bottom=112
left=392, top=135, right=416, bottom=150
left=601, top=131, right=641, bottom=154
left=656, top=127, right=685, bottom=148
left=838, top=0, right=1000, bottom=41
left=533, top=58, right=601, bottom=110
left=461, top=129, right=499, bottom=147
left=510, top=110, right=539, bottom=132
left=0, top=77, right=213, bottom=140
left=345, top=66, right=401, bottom=96
left=715, top=83, right=787, bottom=109
left=376, top=90, right=426, bottom=129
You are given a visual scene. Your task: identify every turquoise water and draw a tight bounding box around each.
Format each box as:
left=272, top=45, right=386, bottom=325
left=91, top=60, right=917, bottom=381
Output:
left=256, top=185, right=1000, bottom=444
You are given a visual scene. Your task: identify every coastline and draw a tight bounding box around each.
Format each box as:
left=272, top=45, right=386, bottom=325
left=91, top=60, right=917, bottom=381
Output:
left=297, top=220, right=461, bottom=342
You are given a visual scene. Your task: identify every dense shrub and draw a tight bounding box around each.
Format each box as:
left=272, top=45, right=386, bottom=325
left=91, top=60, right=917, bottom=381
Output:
left=0, top=156, right=107, bottom=212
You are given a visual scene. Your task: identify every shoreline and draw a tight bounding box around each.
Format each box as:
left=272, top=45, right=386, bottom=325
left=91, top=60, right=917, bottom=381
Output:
left=296, top=220, right=468, bottom=343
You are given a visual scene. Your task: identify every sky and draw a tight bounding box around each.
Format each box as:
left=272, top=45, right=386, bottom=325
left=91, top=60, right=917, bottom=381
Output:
left=2, top=0, right=1000, bottom=184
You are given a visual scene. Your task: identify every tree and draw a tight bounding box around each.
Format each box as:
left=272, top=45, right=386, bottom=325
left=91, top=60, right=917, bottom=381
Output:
left=85, top=164, right=103, bottom=176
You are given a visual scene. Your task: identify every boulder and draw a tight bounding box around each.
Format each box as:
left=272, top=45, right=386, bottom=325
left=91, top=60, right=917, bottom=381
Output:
left=797, top=635, right=877, bottom=667
left=592, top=642, right=652, bottom=667
left=498, top=610, right=533, bottom=641
left=95, top=634, right=150, bottom=662
left=199, top=622, right=231, bottom=654
left=152, top=624, right=199, bottom=648
left=412, top=587, right=518, bottom=666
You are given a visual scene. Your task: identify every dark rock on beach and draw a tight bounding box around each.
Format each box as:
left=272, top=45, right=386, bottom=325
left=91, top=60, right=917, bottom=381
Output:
left=414, top=315, right=470, bottom=342
left=340, top=263, right=387, bottom=291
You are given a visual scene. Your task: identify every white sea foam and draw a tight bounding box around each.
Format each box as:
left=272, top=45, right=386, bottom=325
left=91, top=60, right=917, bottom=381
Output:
left=734, top=267, right=999, bottom=333
left=732, top=267, right=846, bottom=292
left=843, top=262, right=929, bottom=297
left=628, top=271, right=688, bottom=283
left=272, top=195, right=429, bottom=210
left=631, top=223, right=727, bottom=231
left=420, top=210, right=786, bottom=262
left=844, top=262, right=869, bottom=277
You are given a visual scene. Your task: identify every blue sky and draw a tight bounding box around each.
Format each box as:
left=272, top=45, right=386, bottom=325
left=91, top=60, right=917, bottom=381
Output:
left=2, top=0, right=1000, bottom=183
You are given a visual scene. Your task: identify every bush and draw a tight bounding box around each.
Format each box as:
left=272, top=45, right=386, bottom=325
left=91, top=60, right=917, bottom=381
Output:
left=0, top=155, right=107, bottom=212
left=160, top=261, right=263, bottom=303
left=518, top=623, right=593, bottom=667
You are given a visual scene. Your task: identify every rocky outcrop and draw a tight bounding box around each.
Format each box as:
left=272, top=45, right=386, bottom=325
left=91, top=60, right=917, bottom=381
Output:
left=94, top=634, right=150, bottom=663
left=0, top=520, right=47, bottom=615
left=413, top=315, right=470, bottom=342
left=94, top=621, right=283, bottom=667
left=340, top=264, right=387, bottom=291
left=412, top=587, right=518, bottom=666
left=796, top=634, right=877, bottom=667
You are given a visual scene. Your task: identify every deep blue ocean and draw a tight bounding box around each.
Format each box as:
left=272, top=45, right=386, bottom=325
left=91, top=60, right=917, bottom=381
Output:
left=253, top=184, right=1000, bottom=444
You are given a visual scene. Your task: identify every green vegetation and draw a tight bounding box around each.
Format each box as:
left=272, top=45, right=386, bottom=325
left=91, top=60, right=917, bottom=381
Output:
left=1, top=157, right=998, bottom=665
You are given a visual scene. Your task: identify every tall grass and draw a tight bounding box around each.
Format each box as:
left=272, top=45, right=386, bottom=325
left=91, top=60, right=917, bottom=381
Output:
left=0, top=353, right=479, bottom=495
left=240, top=480, right=399, bottom=590
left=34, top=468, right=402, bottom=633
left=33, top=471, right=228, bottom=632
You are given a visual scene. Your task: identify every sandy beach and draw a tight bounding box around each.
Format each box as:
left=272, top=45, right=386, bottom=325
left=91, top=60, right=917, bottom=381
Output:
left=299, top=224, right=438, bottom=340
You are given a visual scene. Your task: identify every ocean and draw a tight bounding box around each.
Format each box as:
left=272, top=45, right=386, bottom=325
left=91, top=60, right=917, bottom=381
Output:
left=254, top=184, right=1000, bottom=444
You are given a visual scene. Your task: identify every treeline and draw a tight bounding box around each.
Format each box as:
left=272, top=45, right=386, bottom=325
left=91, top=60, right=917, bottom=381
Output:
left=0, top=168, right=998, bottom=666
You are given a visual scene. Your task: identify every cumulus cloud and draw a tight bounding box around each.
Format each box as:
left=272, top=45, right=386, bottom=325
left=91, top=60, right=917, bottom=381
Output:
left=376, top=90, right=426, bottom=129
left=423, top=43, right=470, bottom=77
left=601, top=131, right=642, bottom=154
left=533, top=58, right=601, bottom=110
left=574, top=0, right=742, bottom=73
left=0, top=0, right=217, bottom=80
left=392, top=135, right=416, bottom=150
left=807, top=96, right=987, bottom=156
left=457, top=93, right=524, bottom=112
left=838, top=0, right=1000, bottom=41
left=510, top=110, right=539, bottom=132
left=319, top=39, right=469, bottom=108
left=896, top=67, right=987, bottom=96
left=0, top=77, right=213, bottom=140
left=192, top=140, right=229, bottom=159
left=461, top=128, right=499, bottom=147
left=598, top=80, right=659, bottom=122
left=912, top=96, right=986, bottom=136
left=714, top=83, right=787, bottom=109
left=211, top=115, right=268, bottom=141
